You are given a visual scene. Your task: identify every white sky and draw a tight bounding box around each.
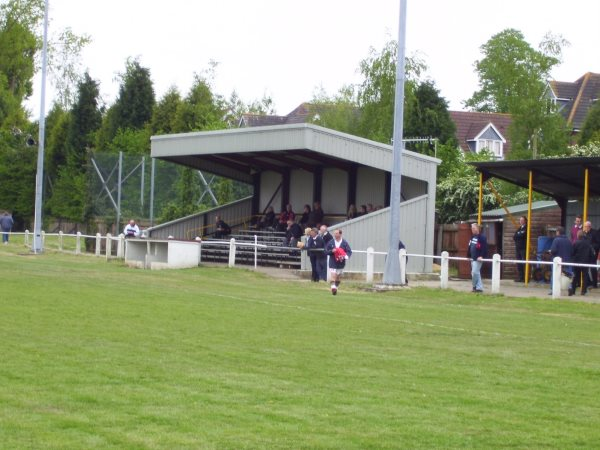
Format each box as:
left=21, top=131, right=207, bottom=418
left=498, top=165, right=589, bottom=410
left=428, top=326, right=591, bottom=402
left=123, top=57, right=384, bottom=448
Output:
left=27, top=0, right=600, bottom=118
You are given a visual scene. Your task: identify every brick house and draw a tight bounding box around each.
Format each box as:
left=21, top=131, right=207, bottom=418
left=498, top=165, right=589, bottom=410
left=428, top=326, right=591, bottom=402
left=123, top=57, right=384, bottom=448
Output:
left=547, top=72, right=600, bottom=133
left=449, top=111, right=512, bottom=160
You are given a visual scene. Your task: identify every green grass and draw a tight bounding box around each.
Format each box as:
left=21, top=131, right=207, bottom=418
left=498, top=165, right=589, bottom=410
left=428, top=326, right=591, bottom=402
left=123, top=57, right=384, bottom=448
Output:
left=1, top=245, right=600, bottom=449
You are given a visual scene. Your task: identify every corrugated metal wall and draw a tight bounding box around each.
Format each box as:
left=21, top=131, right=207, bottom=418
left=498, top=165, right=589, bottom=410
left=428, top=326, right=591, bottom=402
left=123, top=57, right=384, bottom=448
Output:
left=303, top=194, right=431, bottom=274
left=147, top=197, right=253, bottom=240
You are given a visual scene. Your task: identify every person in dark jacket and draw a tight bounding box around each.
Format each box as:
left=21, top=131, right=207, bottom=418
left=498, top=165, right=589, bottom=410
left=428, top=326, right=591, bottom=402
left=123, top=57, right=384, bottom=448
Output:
left=550, top=226, right=573, bottom=276
left=569, top=230, right=596, bottom=296
left=0, top=210, right=14, bottom=244
left=325, top=229, right=352, bottom=295
left=258, top=206, right=276, bottom=230
left=583, top=221, right=599, bottom=288
left=214, top=216, right=231, bottom=239
left=299, top=204, right=311, bottom=228
left=548, top=226, right=573, bottom=295
left=513, top=216, right=527, bottom=282
left=306, top=227, right=326, bottom=282
left=307, top=201, right=324, bottom=228
left=283, top=220, right=303, bottom=247
left=467, top=223, right=487, bottom=293
left=319, top=224, right=333, bottom=246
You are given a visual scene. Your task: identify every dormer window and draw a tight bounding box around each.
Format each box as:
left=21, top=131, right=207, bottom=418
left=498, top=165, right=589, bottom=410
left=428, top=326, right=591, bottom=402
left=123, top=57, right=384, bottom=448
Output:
left=477, top=139, right=503, bottom=159
left=469, top=123, right=506, bottom=160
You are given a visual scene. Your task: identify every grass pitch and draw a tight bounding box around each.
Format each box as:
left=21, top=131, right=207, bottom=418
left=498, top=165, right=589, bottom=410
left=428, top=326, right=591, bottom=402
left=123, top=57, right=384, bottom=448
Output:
left=1, top=246, right=600, bottom=449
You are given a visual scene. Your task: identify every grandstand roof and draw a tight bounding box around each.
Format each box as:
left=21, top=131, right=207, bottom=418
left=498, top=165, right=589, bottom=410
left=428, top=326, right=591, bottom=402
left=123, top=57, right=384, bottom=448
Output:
left=151, top=123, right=439, bottom=184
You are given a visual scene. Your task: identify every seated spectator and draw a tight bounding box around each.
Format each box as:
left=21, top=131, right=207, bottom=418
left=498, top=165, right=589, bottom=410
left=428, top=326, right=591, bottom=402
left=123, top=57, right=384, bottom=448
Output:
left=367, top=203, right=374, bottom=213
left=214, top=215, right=231, bottom=239
left=283, top=219, right=303, bottom=248
left=123, top=219, right=140, bottom=238
left=357, top=205, right=368, bottom=216
left=347, top=204, right=357, bottom=220
left=299, top=204, right=311, bottom=228
left=277, top=204, right=295, bottom=232
left=258, top=206, right=276, bottom=230
left=308, top=201, right=324, bottom=227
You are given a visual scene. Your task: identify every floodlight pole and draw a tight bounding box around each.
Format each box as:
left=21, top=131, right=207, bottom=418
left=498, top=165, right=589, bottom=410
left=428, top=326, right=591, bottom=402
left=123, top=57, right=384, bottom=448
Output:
left=32, top=0, right=50, bottom=253
left=383, top=0, right=408, bottom=285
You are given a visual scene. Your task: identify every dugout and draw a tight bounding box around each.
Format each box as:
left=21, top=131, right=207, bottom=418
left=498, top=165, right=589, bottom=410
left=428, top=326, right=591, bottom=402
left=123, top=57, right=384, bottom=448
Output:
left=470, top=156, right=600, bottom=284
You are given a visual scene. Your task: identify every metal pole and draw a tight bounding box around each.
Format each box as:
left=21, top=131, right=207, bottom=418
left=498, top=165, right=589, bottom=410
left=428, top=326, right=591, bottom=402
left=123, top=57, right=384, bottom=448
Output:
left=383, top=0, right=408, bottom=285
left=117, top=151, right=122, bottom=232
left=140, top=156, right=145, bottom=211
left=32, top=0, right=50, bottom=253
left=150, top=158, right=155, bottom=226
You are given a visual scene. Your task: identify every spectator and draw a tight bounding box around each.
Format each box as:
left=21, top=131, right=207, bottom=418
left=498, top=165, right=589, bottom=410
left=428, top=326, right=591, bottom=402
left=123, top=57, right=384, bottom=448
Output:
left=347, top=204, right=357, bottom=220
left=569, top=230, right=596, bottom=296
left=583, top=221, right=600, bottom=289
left=258, top=206, right=276, bottom=230
left=214, top=215, right=231, bottom=239
left=0, top=210, right=14, bottom=244
left=319, top=224, right=333, bottom=246
left=513, top=216, right=527, bottom=282
left=570, top=216, right=583, bottom=243
left=277, top=204, right=295, bottom=232
left=467, top=223, right=487, bottom=293
left=299, top=204, right=311, bottom=228
left=307, top=201, right=324, bottom=228
left=305, top=227, right=327, bottom=282
left=548, top=226, right=573, bottom=295
left=283, top=219, right=303, bottom=247
left=123, top=219, right=140, bottom=238
left=357, top=205, right=368, bottom=216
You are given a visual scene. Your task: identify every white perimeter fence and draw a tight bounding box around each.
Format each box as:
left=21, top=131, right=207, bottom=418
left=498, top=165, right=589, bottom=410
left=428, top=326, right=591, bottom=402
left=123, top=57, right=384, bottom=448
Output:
left=6, top=231, right=599, bottom=299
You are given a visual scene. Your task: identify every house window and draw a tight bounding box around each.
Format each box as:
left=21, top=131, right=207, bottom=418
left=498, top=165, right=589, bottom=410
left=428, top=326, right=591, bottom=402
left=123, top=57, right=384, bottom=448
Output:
left=477, top=139, right=503, bottom=159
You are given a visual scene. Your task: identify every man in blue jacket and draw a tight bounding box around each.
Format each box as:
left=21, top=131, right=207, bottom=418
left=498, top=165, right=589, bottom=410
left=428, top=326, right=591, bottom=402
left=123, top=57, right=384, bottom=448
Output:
left=325, top=229, right=352, bottom=295
left=467, top=223, right=487, bottom=293
left=0, top=211, right=14, bottom=244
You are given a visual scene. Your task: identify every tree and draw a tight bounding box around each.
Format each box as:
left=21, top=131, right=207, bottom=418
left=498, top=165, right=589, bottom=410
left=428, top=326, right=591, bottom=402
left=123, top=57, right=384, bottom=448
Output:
left=173, top=74, right=224, bottom=132
left=404, top=80, right=456, bottom=147
left=150, top=86, right=182, bottom=135
left=97, top=58, right=155, bottom=149
left=48, top=27, right=91, bottom=109
left=46, top=73, right=102, bottom=222
left=465, top=28, right=570, bottom=157
left=355, top=40, right=426, bottom=143
left=436, top=151, right=498, bottom=223
left=0, top=0, right=39, bottom=129
left=65, top=72, right=101, bottom=166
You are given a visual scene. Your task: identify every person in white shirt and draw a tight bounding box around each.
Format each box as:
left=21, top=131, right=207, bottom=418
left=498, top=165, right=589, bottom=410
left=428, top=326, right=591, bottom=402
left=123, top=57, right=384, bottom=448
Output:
left=123, top=219, right=140, bottom=238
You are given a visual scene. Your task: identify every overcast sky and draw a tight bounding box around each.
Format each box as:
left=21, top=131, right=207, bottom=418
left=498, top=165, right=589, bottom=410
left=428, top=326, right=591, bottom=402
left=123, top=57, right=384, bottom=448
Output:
left=27, top=0, right=600, bottom=119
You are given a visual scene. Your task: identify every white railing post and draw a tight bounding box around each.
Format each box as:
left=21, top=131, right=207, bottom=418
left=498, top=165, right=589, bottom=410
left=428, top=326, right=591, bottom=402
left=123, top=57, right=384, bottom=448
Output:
left=106, top=233, right=112, bottom=259
left=75, top=232, right=82, bottom=255
left=399, top=248, right=407, bottom=285
left=254, top=235, right=258, bottom=270
left=117, top=234, right=125, bottom=258
left=41, top=230, right=46, bottom=246
left=491, top=253, right=501, bottom=294
left=366, top=246, right=374, bottom=283
left=552, top=256, right=562, bottom=299
left=440, top=251, right=449, bottom=289
left=58, top=231, right=64, bottom=251
left=95, top=233, right=102, bottom=256
left=25, top=229, right=29, bottom=246
left=228, top=238, right=236, bottom=268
